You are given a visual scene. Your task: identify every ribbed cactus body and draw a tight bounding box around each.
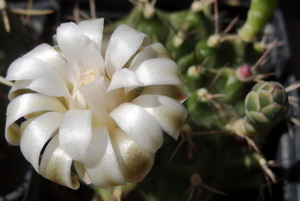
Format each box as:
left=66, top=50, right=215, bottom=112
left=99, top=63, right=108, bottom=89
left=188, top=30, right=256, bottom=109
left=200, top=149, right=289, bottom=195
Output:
left=165, top=9, right=212, bottom=61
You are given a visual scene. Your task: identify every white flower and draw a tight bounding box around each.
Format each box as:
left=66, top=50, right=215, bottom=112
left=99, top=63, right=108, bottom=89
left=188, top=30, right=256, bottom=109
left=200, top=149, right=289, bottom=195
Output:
left=5, top=18, right=188, bottom=189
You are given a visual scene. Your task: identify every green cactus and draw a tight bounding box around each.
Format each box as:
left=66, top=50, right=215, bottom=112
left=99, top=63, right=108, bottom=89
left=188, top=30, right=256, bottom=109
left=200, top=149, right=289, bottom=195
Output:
left=89, top=1, right=285, bottom=200
left=238, top=0, right=279, bottom=42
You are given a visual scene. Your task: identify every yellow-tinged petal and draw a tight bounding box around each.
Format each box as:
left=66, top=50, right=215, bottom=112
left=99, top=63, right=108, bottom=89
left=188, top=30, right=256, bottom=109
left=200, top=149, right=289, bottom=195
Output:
left=110, top=128, right=155, bottom=182
left=110, top=103, right=164, bottom=153
left=20, top=112, right=64, bottom=172
left=84, top=126, right=127, bottom=188
left=129, top=42, right=173, bottom=68
left=40, top=135, right=80, bottom=189
left=132, top=95, right=188, bottom=140
left=6, top=93, right=67, bottom=145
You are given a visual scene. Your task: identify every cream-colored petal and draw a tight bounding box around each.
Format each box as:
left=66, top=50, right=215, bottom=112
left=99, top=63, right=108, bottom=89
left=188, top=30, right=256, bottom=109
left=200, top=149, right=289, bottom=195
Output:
left=79, top=77, right=109, bottom=125
left=20, top=112, right=64, bottom=172
left=105, top=88, right=126, bottom=113
left=81, top=42, right=105, bottom=78
left=141, top=85, right=188, bottom=103
left=23, top=43, right=68, bottom=81
left=132, top=95, right=188, bottom=140
left=6, top=57, right=62, bottom=81
left=84, top=126, right=127, bottom=188
left=6, top=93, right=67, bottom=145
left=78, top=18, right=104, bottom=51
left=110, top=128, right=155, bottom=182
left=107, top=68, right=143, bottom=92
left=27, top=74, right=71, bottom=97
left=59, top=110, right=92, bottom=162
left=109, top=103, right=163, bottom=153
left=105, top=24, right=150, bottom=78
left=8, top=80, right=32, bottom=100
left=56, top=22, right=87, bottom=68
left=129, top=43, right=172, bottom=68
left=132, top=58, right=182, bottom=86
left=65, top=61, right=81, bottom=88
left=40, top=135, right=80, bottom=189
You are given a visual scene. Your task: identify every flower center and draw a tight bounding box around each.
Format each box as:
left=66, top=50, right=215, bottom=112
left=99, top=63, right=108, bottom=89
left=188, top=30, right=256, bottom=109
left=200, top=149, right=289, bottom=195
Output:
left=80, top=69, right=95, bottom=86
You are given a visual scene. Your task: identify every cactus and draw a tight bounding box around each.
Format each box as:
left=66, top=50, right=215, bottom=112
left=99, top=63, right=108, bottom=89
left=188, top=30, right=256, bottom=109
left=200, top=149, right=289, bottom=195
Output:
left=0, top=0, right=293, bottom=201
left=238, top=0, right=279, bottom=42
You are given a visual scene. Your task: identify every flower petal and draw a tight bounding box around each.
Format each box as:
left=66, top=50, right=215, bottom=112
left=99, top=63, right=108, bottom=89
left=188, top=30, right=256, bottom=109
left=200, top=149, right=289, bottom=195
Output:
left=56, top=22, right=87, bottom=68
left=59, top=110, right=92, bottom=162
left=8, top=80, right=33, bottom=100
left=109, top=103, right=163, bottom=153
left=40, top=135, right=80, bottom=189
left=81, top=42, right=105, bottom=77
left=6, top=57, right=62, bottom=81
left=22, top=43, right=68, bottom=81
left=78, top=18, right=104, bottom=51
left=79, top=77, right=109, bottom=125
left=132, top=95, right=188, bottom=140
left=110, top=128, right=155, bottom=182
left=6, top=93, right=67, bottom=145
left=65, top=61, right=81, bottom=88
left=129, top=43, right=172, bottom=68
left=132, top=58, right=183, bottom=86
left=141, top=85, right=188, bottom=103
left=107, top=68, right=143, bottom=91
left=84, top=126, right=127, bottom=188
left=27, top=74, right=70, bottom=97
left=20, top=112, right=64, bottom=172
left=105, top=24, right=150, bottom=78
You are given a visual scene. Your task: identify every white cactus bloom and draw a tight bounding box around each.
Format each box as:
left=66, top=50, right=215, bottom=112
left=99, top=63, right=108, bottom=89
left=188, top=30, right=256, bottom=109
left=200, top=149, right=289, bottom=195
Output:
left=5, top=18, right=188, bottom=189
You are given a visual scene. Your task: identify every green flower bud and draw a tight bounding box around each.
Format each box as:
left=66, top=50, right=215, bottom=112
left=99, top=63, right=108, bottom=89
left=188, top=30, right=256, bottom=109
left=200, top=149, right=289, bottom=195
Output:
left=245, top=81, right=289, bottom=127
